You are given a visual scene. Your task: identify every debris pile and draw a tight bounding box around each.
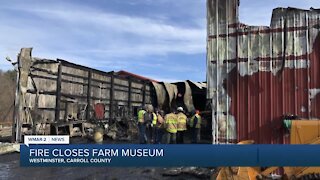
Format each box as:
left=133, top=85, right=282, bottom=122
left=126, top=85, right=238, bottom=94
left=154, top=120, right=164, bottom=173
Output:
left=82, top=120, right=138, bottom=143
left=106, top=120, right=138, bottom=142
left=0, top=143, right=20, bottom=155
left=162, top=167, right=215, bottom=179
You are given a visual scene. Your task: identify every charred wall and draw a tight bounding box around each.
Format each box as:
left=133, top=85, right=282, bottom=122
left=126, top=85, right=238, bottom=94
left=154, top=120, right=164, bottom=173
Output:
left=151, top=81, right=207, bottom=114
left=16, top=54, right=152, bottom=129
left=207, top=0, right=320, bottom=144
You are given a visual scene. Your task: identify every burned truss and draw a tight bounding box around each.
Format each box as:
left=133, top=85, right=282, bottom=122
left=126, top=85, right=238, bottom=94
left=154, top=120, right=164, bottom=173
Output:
left=12, top=48, right=207, bottom=142
left=13, top=48, right=152, bottom=142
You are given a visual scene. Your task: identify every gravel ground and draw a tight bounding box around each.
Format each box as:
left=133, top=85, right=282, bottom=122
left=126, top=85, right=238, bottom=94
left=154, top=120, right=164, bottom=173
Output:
left=0, top=153, right=215, bottom=180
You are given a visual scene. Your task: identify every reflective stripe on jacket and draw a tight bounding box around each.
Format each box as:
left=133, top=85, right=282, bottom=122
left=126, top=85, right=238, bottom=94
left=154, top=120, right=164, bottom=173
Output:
left=165, top=113, right=178, bottom=133
left=152, top=112, right=157, bottom=125
left=138, top=110, right=146, bottom=123
left=177, top=112, right=187, bottom=131
left=190, top=114, right=201, bottom=128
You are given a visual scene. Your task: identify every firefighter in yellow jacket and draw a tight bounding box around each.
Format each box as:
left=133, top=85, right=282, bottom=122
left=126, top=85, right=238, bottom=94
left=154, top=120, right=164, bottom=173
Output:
left=164, top=110, right=178, bottom=144
left=145, top=104, right=154, bottom=144
left=176, top=107, right=187, bottom=144
left=190, top=110, right=202, bottom=143
left=155, top=110, right=165, bottom=144
left=151, top=110, right=157, bottom=143
left=137, top=106, right=147, bottom=144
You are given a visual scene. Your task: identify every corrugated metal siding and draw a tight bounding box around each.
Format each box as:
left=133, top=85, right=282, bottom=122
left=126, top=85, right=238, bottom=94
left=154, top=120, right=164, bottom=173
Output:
left=207, top=0, right=320, bottom=144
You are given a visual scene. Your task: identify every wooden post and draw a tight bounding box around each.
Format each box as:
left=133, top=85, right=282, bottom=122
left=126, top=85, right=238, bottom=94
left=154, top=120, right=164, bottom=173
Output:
left=142, top=81, right=146, bottom=106
left=128, top=78, right=132, bottom=116
left=109, top=72, right=115, bottom=120
left=12, top=64, right=20, bottom=142
left=86, top=70, right=92, bottom=120
left=13, top=48, right=33, bottom=142
left=55, top=62, right=62, bottom=122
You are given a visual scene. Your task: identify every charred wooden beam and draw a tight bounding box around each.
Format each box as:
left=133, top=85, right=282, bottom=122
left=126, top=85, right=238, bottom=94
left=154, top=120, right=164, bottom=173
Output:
left=113, top=88, right=130, bottom=93
left=55, top=62, right=62, bottom=122
left=109, top=72, right=115, bottom=120
left=113, top=83, right=130, bottom=89
left=91, top=78, right=111, bottom=84
left=113, top=99, right=131, bottom=103
left=61, top=93, right=86, bottom=99
left=86, top=70, right=92, bottom=120
left=27, top=90, right=56, bottom=95
left=142, top=81, right=146, bottom=106
left=61, top=79, right=87, bottom=86
left=61, top=72, right=88, bottom=80
left=128, top=77, right=132, bottom=116
left=30, top=74, right=56, bottom=81
left=91, top=96, right=109, bottom=101
left=13, top=48, right=33, bottom=142
left=131, top=100, right=145, bottom=104
left=38, top=107, right=58, bottom=111
left=32, top=59, right=58, bottom=65
left=61, top=79, right=111, bottom=88
left=30, top=67, right=58, bottom=76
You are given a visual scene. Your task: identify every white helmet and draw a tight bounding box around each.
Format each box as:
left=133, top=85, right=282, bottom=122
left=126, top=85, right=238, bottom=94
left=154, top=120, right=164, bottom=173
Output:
left=177, top=107, right=183, bottom=112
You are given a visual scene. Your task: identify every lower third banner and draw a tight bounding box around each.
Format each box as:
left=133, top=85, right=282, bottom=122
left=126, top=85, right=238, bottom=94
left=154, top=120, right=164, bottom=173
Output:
left=20, top=144, right=320, bottom=167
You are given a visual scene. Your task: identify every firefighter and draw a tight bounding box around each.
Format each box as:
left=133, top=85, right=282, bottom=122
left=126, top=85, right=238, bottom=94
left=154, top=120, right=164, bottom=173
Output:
left=176, top=107, right=187, bottom=144
left=152, top=110, right=158, bottom=144
left=144, top=104, right=153, bottom=144
left=137, top=106, right=147, bottom=144
left=155, top=110, right=165, bottom=144
left=164, top=110, right=178, bottom=144
left=190, top=110, right=202, bottom=143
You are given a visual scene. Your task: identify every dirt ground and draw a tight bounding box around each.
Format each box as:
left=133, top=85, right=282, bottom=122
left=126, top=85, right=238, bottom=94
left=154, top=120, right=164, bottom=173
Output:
left=0, top=152, right=211, bottom=180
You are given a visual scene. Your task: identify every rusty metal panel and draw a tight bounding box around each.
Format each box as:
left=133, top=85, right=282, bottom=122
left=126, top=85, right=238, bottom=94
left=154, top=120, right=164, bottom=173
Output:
left=94, top=103, right=105, bottom=120
left=207, top=0, right=320, bottom=144
left=207, top=0, right=239, bottom=144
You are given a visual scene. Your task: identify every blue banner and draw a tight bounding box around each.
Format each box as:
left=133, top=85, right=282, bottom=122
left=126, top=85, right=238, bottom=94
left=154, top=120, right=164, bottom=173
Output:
left=20, top=144, right=320, bottom=167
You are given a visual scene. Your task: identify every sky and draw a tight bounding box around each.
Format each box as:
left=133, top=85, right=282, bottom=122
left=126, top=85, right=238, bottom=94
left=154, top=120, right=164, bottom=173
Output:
left=1, top=0, right=320, bottom=82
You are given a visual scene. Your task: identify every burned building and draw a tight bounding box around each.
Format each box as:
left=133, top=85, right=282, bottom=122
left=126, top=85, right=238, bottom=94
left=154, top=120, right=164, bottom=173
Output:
left=207, top=0, right=320, bottom=144
left=13, top=48, right=153, bottom=141
left=12, top=48, right=206, bottom=142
